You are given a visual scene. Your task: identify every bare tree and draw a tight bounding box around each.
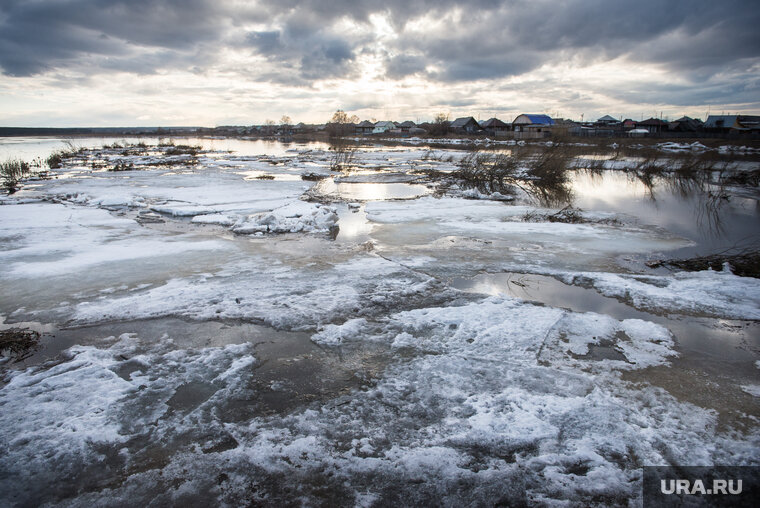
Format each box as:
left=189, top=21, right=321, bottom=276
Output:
left=327, top=109, right=356, bottom=137
left=264, top=119, right=276, bottom=135
left=280, top=115, right=292, bottom=127
left=331, top=110, right=349, bottom=124
left=430, top=112, right=451, bottom=136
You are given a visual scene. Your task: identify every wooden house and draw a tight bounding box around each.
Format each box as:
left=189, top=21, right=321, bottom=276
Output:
left=481, top=118, right=510, bottom=136
left=450, top=117, right=483, bottom=133
left=512, top=114, right=554, bottom=139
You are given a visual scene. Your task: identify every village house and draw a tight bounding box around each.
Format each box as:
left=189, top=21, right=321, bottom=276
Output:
left=668, top=116, right=703, bottom=133
left=635, top=118, right=667, bottom=134
left=292, top=122, right=310, bottom=135
left=481, top=118, right=510, bottom=137
left=450, top=117, right=483, bottom=134
left=596, top=115, right=620, bottom=126
left=704, top=115, right=760, bottom=134
left=398, top=121, right=417, bottom=133
left=356, top=120, right=375, bottom=135
left=372, top=121, right=396, bottom=134
left=512, top=114, right=554, bottom=139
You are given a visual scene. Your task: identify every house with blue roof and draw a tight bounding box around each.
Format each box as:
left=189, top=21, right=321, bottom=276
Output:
left=704, top=115, right=760, bottom=133
left=512, top=114, right=555, bottom=139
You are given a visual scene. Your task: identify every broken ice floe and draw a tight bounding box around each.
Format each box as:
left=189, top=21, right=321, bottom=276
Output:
left=2, top=297, right=754, bottom=506
left=561, top=268, right=760, bottom=320
left=231, top=201, right=338, bottom=234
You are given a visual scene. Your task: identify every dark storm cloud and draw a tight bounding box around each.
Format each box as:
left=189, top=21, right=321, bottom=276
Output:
left=237, top=0, right=760, bottom=80
left=394, top=0, right=759, bottom=82
left=1, top=0, right=758, bottom=95
left=0, top=0, right=226, bottom=76
left=246, top=27, right=358, bottom=81
left=385, top=54, right=427, bottom=79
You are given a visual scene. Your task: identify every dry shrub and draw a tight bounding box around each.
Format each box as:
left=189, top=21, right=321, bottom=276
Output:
left=1, top=159, right=31, bottom=193
left=329, top=141, right=358, bottom=172
left=455, top=145, right=573, bottom=205
left=647, top=249, right=760, bottom=278
left=0, top=328, right=41, bottom=361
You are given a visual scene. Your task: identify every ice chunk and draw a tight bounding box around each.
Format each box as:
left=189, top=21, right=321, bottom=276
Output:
left=190, top=213, right=240, bottom=226
left=233, top=201, right=338, bottom=234
left=312, top=318, right=369, bottom=346
left=564, top=269, right=760, bottom=320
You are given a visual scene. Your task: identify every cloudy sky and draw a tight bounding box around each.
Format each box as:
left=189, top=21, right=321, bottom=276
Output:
left=1, top=0, right=758, bottom=127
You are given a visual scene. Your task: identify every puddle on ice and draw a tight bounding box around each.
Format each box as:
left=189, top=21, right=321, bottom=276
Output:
left=335, top=205, right=373, bottom=243
left=312, top=178, right=431, bottom=201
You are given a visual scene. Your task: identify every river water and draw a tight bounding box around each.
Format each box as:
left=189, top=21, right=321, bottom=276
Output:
left=0, top=137, right=758, bottom=506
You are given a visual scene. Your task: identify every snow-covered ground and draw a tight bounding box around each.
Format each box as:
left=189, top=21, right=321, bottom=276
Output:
left=0, top=139, right=758, bottom=506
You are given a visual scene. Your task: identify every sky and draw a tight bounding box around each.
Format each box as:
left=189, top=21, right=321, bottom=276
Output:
left=1, top=0, right=759, bottom=127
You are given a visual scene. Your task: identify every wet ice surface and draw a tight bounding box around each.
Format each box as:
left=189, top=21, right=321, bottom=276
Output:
left=1, top=139, right=759, bottom=506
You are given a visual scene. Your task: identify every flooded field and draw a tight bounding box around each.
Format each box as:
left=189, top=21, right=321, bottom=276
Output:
left=1, top=137, right=758, bottom=505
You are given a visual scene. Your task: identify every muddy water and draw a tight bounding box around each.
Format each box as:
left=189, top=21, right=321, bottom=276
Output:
left=2, top=316, right=390, bottom=415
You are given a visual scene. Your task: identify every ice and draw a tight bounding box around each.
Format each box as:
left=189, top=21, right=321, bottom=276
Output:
left=562, top=268, right=760, bottom=320
left=0, top=335, right=256, bottom=505
left=190, top=213, right=239, bottom=226
left=71, top=255, right=456, bottom=330
left=232, top=201, right=338, bottom=234
left=312, top=318, right=370, bottom=346
left=364, top=197, right=693, bottom=276
left=0, top=203, right=229, bottom=278
left=1, top=140, right=758, bottom=505
left=26, top=167, right=311, bottom=218
left=657, top=141, right=709, bottom=152
left=366, top=196, right=531, bottom=224
left=540, top=312, right=676, bottom=371
left=0, top=296, right=745, bottom=505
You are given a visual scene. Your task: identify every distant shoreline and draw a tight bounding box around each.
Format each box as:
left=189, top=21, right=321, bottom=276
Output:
left=1, top=127, right=759, bottom=149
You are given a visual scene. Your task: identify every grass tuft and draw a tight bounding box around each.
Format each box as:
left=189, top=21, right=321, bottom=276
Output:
left=1, top=159, right=31, bottom=193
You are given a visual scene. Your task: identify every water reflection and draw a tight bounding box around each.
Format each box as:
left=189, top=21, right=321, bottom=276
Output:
left=0, top=136, right=331, bottom=162
left=571, top=170, right=758, bottom=255
left=313, top=179, right=430, bottom=201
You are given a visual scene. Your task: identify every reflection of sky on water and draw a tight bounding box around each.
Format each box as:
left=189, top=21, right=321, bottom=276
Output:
left=315, top=179, right=430, bottom=201
left=570, top=171, right=760, bottom=254
left=0, top=136, right=331, bottom=161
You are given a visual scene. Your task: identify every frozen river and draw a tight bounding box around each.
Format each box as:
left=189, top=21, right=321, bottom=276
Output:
left=0, top=137, right=758, bottom=505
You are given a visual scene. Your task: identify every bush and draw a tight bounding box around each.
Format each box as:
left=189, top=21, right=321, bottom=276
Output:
left=46, top=152, right=63, bottom=169
left=1, top=159, right=31, bottom=193
left=46, top=141, right=81, bottom=169
left=329, top=141, right=358, bottom=172
left=455, top=145, right=573, bottom=205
